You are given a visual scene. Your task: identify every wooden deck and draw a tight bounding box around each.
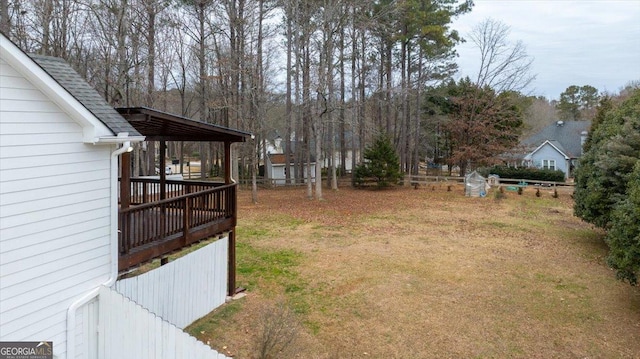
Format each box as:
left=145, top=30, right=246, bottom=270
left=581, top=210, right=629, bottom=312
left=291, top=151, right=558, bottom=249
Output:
left=118, top=178, right=236, bottom=272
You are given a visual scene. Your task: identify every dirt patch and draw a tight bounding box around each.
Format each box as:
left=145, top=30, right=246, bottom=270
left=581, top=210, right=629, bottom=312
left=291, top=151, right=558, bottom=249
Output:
left=187, top=185, right=640, bottom=359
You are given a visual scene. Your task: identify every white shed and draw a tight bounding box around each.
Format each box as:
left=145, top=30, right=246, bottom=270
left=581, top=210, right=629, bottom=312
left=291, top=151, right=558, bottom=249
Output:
left=0, top=34, right=144, bottom=358
left=265, top=152, right=316, bottom=185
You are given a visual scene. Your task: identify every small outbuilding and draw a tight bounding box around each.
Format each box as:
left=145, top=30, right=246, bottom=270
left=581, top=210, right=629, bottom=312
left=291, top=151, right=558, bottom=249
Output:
left=465, top=171, right=490, bottom=197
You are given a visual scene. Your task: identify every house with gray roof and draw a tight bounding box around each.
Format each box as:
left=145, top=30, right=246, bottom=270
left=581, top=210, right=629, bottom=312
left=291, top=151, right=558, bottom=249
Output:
left=1, top=33, right=233, bottom=359
left=519, top=120, right=590, bottom=179
left=1, top=32, right=145, bottom=359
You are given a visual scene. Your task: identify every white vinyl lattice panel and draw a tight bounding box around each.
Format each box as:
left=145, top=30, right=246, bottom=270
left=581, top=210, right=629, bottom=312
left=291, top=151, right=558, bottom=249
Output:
left=98, top=286, right=228, bottom=359
left=114, top=237, right=229, bottom=328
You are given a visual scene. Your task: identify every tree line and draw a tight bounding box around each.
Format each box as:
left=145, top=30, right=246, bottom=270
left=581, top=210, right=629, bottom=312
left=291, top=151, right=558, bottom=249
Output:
left=0, top=0, right=484, bottom=200
left=0, top=1, right=547, bottom=202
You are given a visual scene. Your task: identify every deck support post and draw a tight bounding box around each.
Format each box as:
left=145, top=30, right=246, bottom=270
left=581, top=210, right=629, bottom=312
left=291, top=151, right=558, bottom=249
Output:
left=224, top=140, right=236, bottom=295
left=227, top=230, right=236, bottom=296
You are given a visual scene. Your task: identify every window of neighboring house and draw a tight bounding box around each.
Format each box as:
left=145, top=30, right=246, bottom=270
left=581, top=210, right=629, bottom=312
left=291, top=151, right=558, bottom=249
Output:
left=542, top=159, right=556, bottom=171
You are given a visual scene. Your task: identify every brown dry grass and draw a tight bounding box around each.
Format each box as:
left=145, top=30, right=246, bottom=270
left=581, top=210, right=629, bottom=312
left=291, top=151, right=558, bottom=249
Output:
left=187, top=185, right=640, bottom=359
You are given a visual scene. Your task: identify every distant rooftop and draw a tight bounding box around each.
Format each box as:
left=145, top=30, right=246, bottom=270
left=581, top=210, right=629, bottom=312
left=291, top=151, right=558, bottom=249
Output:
left=522, top=120, right=590, bottom=158
left=268, top=152, right=316, bottom=165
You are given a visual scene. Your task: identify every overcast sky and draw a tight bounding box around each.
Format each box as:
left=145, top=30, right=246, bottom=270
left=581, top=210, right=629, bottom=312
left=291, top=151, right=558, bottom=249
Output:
left=451, top=0, right=640, bottom=100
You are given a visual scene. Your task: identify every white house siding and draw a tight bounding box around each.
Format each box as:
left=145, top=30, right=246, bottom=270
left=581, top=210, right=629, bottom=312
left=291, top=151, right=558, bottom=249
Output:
left=0, top=58, right=113, bottom=358
left=530, top=143, right=569, bottom=178
left=268, top=165, right=286, bottom=185
left=266, top=162, right=316, bottom=186
left=115, top=237, right=229, bottom=329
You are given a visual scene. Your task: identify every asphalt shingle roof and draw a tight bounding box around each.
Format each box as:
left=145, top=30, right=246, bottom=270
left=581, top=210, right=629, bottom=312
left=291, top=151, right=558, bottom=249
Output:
left=30, top=55, right=141, bottom=137
left=268, top=152, right=316, bottom=165
left=522, top=121, right=590, bottom=158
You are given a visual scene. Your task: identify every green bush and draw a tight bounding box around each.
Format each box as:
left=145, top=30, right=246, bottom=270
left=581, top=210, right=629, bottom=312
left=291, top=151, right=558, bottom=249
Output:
left=573, top=89, right=640, bottom=285
left=606, top=161, right=640, bottom=285
left=352, top=165, right=368, bottom=187
left=479, top=166, right=565, bottom=182
left=574, top=90, right=640, bottom=229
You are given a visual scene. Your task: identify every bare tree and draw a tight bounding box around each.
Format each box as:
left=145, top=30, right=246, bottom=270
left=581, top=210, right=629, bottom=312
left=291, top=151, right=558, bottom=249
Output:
left=470, top=18, right=535, bottom=93
left=177, top=0, right=215, bottom=178
left=6, top=0, right=479, bottom=189
left=248, top=0, right=276, bottom=203
left=283, top=0, right=295, bottom=186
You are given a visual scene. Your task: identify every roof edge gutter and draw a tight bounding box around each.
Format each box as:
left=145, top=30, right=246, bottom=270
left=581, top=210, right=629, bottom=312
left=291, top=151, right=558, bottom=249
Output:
left=90, top=132, right=146, bottom=145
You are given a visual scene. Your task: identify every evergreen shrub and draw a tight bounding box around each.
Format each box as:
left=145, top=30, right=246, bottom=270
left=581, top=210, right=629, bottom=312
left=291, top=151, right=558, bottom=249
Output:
left=353, top=134, right=401, bottom=188
left=479, top=166, right=565, bottom=182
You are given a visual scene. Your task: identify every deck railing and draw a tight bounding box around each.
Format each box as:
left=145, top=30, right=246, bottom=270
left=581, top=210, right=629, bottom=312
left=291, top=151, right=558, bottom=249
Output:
left=122, top=178, right=228, bottom=204
left=118, top=179, right=236, bottom=271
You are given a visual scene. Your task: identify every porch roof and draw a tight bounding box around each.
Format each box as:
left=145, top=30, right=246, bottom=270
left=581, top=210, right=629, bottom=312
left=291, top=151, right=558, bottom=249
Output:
left=116, top=107, right=252, bottom=143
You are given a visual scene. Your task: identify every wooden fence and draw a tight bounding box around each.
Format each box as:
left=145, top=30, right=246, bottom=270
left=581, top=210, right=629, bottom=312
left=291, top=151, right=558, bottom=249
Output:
left=115, top=237, right=229, bottom=329
left=403, top=175, right=573, bottom=189
left=236, top=176, right=353, bottom=188
left=98, top=285, right=229, bottom=359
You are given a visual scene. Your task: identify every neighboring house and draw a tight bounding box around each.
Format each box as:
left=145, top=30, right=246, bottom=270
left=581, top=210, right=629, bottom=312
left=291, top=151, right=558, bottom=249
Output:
left=259, top=129, right=284, bottom=157
left=519, top=120, right=590, bottom=179
left=261, top=130, right=359, bottom=185
left=260, top=130, right=317, bottom=185
left=265, top=152, right=316, bottom=185
left=1, top=34, right=245, bottom=358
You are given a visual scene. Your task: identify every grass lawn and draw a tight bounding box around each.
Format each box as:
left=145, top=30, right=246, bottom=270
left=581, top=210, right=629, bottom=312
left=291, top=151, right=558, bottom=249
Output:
left=187, top=185, right=640, bottom=358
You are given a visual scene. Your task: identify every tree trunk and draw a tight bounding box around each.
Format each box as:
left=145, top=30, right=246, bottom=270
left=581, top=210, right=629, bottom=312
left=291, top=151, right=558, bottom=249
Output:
left=197, top=0, right=207, bottom=179
left=339, top=23, right=347, bottom=176
left=0, top=0, right=10, bottom=35
left=285, top=4, right=293, bottom=186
